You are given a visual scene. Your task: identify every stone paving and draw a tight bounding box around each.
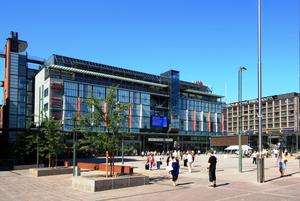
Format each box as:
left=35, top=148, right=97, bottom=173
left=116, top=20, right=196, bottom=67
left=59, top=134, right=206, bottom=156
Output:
left=0, top=155, right=299, bottom=201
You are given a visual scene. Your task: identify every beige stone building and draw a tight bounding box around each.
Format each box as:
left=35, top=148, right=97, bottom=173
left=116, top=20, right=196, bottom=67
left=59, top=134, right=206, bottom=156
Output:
left=225, top=93, right=300, bottom=151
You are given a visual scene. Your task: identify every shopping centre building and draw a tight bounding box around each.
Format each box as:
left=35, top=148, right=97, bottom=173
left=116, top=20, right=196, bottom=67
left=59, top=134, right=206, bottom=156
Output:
left=0, top=32, right=225, bottom=156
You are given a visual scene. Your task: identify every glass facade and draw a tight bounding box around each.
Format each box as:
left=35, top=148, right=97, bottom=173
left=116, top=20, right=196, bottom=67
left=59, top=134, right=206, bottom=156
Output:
left=8, top=53, right=36, bottom=130
left=62, top=81, right=151, bottom=131
left=179, top=97, right=223, bottom=135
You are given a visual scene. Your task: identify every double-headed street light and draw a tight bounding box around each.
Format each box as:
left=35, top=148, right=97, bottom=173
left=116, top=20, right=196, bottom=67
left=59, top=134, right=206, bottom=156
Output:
left=238, top=66, right=247, bottom=173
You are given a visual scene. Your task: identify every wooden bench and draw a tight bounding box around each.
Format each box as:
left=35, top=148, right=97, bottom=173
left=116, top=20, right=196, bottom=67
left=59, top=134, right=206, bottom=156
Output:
left=77, top=162, right=99, bottom=170
left=66, top=162, right=135, bottom=174
left=98, top=164, right=135, bottom=175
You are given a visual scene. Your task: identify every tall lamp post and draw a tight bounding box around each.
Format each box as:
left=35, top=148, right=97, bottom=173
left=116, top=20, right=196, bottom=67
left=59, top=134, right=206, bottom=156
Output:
left=257, top=0, right=265, bottom=183
left=73, top=118, right=77, bottom=176
left=238, top=66, right=247, bottom=173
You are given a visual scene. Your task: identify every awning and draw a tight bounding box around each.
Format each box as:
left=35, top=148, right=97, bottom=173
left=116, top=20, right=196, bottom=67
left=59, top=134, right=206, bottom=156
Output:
left=224, top=145, right=252, bottom=151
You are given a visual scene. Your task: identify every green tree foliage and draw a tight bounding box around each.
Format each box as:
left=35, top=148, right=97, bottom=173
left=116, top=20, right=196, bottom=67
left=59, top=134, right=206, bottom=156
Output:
left=40, top=117, right=66, bottom=167
left=23, top=116, right=66, bottom=167
left=79, top=86, right=129, bottom=176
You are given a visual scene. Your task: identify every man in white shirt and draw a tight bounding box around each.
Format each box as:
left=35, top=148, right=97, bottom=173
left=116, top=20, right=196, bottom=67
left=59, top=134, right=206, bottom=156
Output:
left=187, top=151, right=193, bottom=173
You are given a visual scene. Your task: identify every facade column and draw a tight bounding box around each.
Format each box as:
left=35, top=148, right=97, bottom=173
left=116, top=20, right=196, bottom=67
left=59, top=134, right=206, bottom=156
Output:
left=286, top=98, right=289, bottom=128
left=272, top=100, right=275, bottom=128
left=279, top=100, right=282, bottom=129
left=237, top=106, right=239, bottom=135
left=248, top=105, right=250, bottom=130
left=266, top=102, right=268, bottom=129
left=231, top=107, right=234, bottom=133
left=254, top=104, right=256, bottom=131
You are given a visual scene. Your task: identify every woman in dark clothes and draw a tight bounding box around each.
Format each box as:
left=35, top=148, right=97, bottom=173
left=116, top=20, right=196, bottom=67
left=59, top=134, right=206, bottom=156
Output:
left=207, top=150, right=217, bottom=188
left=171, top=156, right=180, bottom=187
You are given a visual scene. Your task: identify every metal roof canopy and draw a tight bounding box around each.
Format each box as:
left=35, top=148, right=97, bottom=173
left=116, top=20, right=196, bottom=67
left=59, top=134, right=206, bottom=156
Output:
left=184, top=89, right=224, bottom=98
left=48, top=64, right=168, bottom=88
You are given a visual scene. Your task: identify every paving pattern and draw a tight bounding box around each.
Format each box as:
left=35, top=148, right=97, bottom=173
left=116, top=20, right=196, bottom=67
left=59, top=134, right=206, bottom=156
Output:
left=0, top=155, right=299, bottom=201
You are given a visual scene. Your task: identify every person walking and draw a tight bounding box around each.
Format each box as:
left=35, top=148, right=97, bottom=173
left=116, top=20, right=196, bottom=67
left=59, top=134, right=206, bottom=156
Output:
left=187, top=151, right=193, bottom=173
left=207, top=150, right=217, bottom=188
left=170, top=156, right=180, bottom=187
left=155, top=152, right=162, bottom=170
left=252, top=151, right=257, bottom=164
left=146, top=153, right=155, bottom=171
left=277, top=151, right=286, bottom=177
left=182, top=151, right=187, bottom=167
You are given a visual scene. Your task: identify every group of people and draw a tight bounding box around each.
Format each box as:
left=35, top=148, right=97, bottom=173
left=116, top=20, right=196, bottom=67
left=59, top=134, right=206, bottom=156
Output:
left=251, top=148, right=290, bottom=177
left=145, top=150, right=217, bottom=187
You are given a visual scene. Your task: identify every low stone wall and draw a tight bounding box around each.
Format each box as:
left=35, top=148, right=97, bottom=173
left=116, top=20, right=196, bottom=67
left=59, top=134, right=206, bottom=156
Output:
left=14, top=164, right=45, bottom=170
left=72, top=175, right=149, bottom=192
left=29, top=167, right=73, bottom=177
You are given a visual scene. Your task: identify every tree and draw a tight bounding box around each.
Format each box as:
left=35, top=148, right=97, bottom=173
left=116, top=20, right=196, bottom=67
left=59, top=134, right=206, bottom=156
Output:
left=40, top=116, right=66, bottom=167
left=79, top=86, right=129, bottom=176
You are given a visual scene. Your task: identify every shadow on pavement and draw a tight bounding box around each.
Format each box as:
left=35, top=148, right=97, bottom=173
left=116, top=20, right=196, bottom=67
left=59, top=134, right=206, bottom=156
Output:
left=149, top=175, right=170, bottom=183
left=177, top=182, right=194, bottom=186
left=216, top=183, right=230, bottom=187
left=265, top=171, right=300, bottom=183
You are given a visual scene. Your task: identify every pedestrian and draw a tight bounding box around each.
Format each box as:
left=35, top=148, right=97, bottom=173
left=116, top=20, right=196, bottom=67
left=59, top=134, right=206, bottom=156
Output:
left=155, top=152, right=162, bottom=170
left=141, top=151, right=144, bottom=158
left=207, top=150, right=217, bottom=188
left=252, top=151, right=257, bottom=164
left=283, top=149, right=288, bottom=166
left=146, top=153, right=154, bottom=170
left=170, top=156, right=180, bottom=187
left=277, top=151, right=286, bottom=177
left=166, top=153, right=172, bottom=166
left=182, top=151, right=187, bottom=167
left=273, top=149, right=278, bottom=158
left=187, top=151, right=193, bottom=173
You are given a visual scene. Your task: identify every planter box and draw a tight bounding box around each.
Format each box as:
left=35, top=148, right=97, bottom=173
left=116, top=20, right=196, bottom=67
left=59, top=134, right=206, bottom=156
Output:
left=29, top=167, right=73, bottom=177
left=72, top=175, right=149, bottom=192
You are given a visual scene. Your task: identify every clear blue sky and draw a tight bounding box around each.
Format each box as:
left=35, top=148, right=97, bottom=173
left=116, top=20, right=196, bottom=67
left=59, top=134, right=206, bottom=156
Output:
left=0, top=0, right=299, bottom=103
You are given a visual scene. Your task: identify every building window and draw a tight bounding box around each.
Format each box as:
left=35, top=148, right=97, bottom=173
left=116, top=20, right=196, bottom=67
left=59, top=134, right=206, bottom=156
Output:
left=44, top=103, right=49, bottom=111
left=64, top=82, right=78, bottom=97
left=118, top=89, right=129, bottom=103
left=44, top=88, right=49, bottom=97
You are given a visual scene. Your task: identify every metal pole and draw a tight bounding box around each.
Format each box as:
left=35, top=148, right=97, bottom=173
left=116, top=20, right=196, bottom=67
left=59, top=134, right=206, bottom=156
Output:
left=36, top=131, right=39, bottom=169
left=238, top=67, right=247, bottom=173
left=238, top=68, right=242, bottom=173
left=121, top=137, right=124, bottom=165
left=73, top=129, right=76, bottom=176
left=297, top=21, right=300, bottom=153
left=257, top=0, right=265, bottom=183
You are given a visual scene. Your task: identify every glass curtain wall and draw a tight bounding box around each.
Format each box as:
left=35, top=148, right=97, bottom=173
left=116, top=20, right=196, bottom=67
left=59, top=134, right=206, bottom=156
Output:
left=63, top=81, right=150, bottom=132
left=179, top=97, right=222, bottom=135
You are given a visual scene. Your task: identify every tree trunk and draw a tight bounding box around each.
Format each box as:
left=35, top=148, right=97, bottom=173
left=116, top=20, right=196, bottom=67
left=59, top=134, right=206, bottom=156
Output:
left=48, top=154, right=51, bottom=168
left=109, top=152, right=113, bottom=177
left=55, top=154, right=58, bottom=167
left=106, top=151, right=109, bottom=178
left=112, top=153, right=115, bottom=176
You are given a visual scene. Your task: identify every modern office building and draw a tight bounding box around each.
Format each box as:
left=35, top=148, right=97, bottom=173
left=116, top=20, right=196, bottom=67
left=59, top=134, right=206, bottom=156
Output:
left=0, top=32, right=225, bottom=157
left=224, top=92, right=300, bottom=151
left=34, top=54, right=225, bottom=152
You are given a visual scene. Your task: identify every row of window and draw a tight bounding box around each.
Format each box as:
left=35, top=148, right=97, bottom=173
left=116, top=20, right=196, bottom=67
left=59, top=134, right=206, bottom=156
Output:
left=64, top=82, right=151, bottom=105
left=180, top=98, right=222, bottom=113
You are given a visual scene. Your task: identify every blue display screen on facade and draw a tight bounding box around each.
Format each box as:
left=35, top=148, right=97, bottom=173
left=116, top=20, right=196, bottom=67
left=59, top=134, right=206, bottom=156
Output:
left=151, top=116, right=168, bottom=128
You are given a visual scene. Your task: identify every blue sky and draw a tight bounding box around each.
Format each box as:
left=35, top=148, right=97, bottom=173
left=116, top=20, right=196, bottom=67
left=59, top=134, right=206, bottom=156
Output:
left=0, top=0, right=299, bottom=103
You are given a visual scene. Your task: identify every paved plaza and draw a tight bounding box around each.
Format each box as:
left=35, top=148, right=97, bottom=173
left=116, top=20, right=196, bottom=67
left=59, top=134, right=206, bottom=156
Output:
left=0, top=155, right=300, bottom=201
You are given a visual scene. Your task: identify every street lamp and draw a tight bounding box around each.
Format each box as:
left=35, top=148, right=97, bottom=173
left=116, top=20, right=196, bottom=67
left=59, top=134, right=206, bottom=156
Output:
left=257, top=0, right=265, bottom=183
left=73, top=118, right=77, bottom=176
left=238, top=66, right=247, bottom=173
